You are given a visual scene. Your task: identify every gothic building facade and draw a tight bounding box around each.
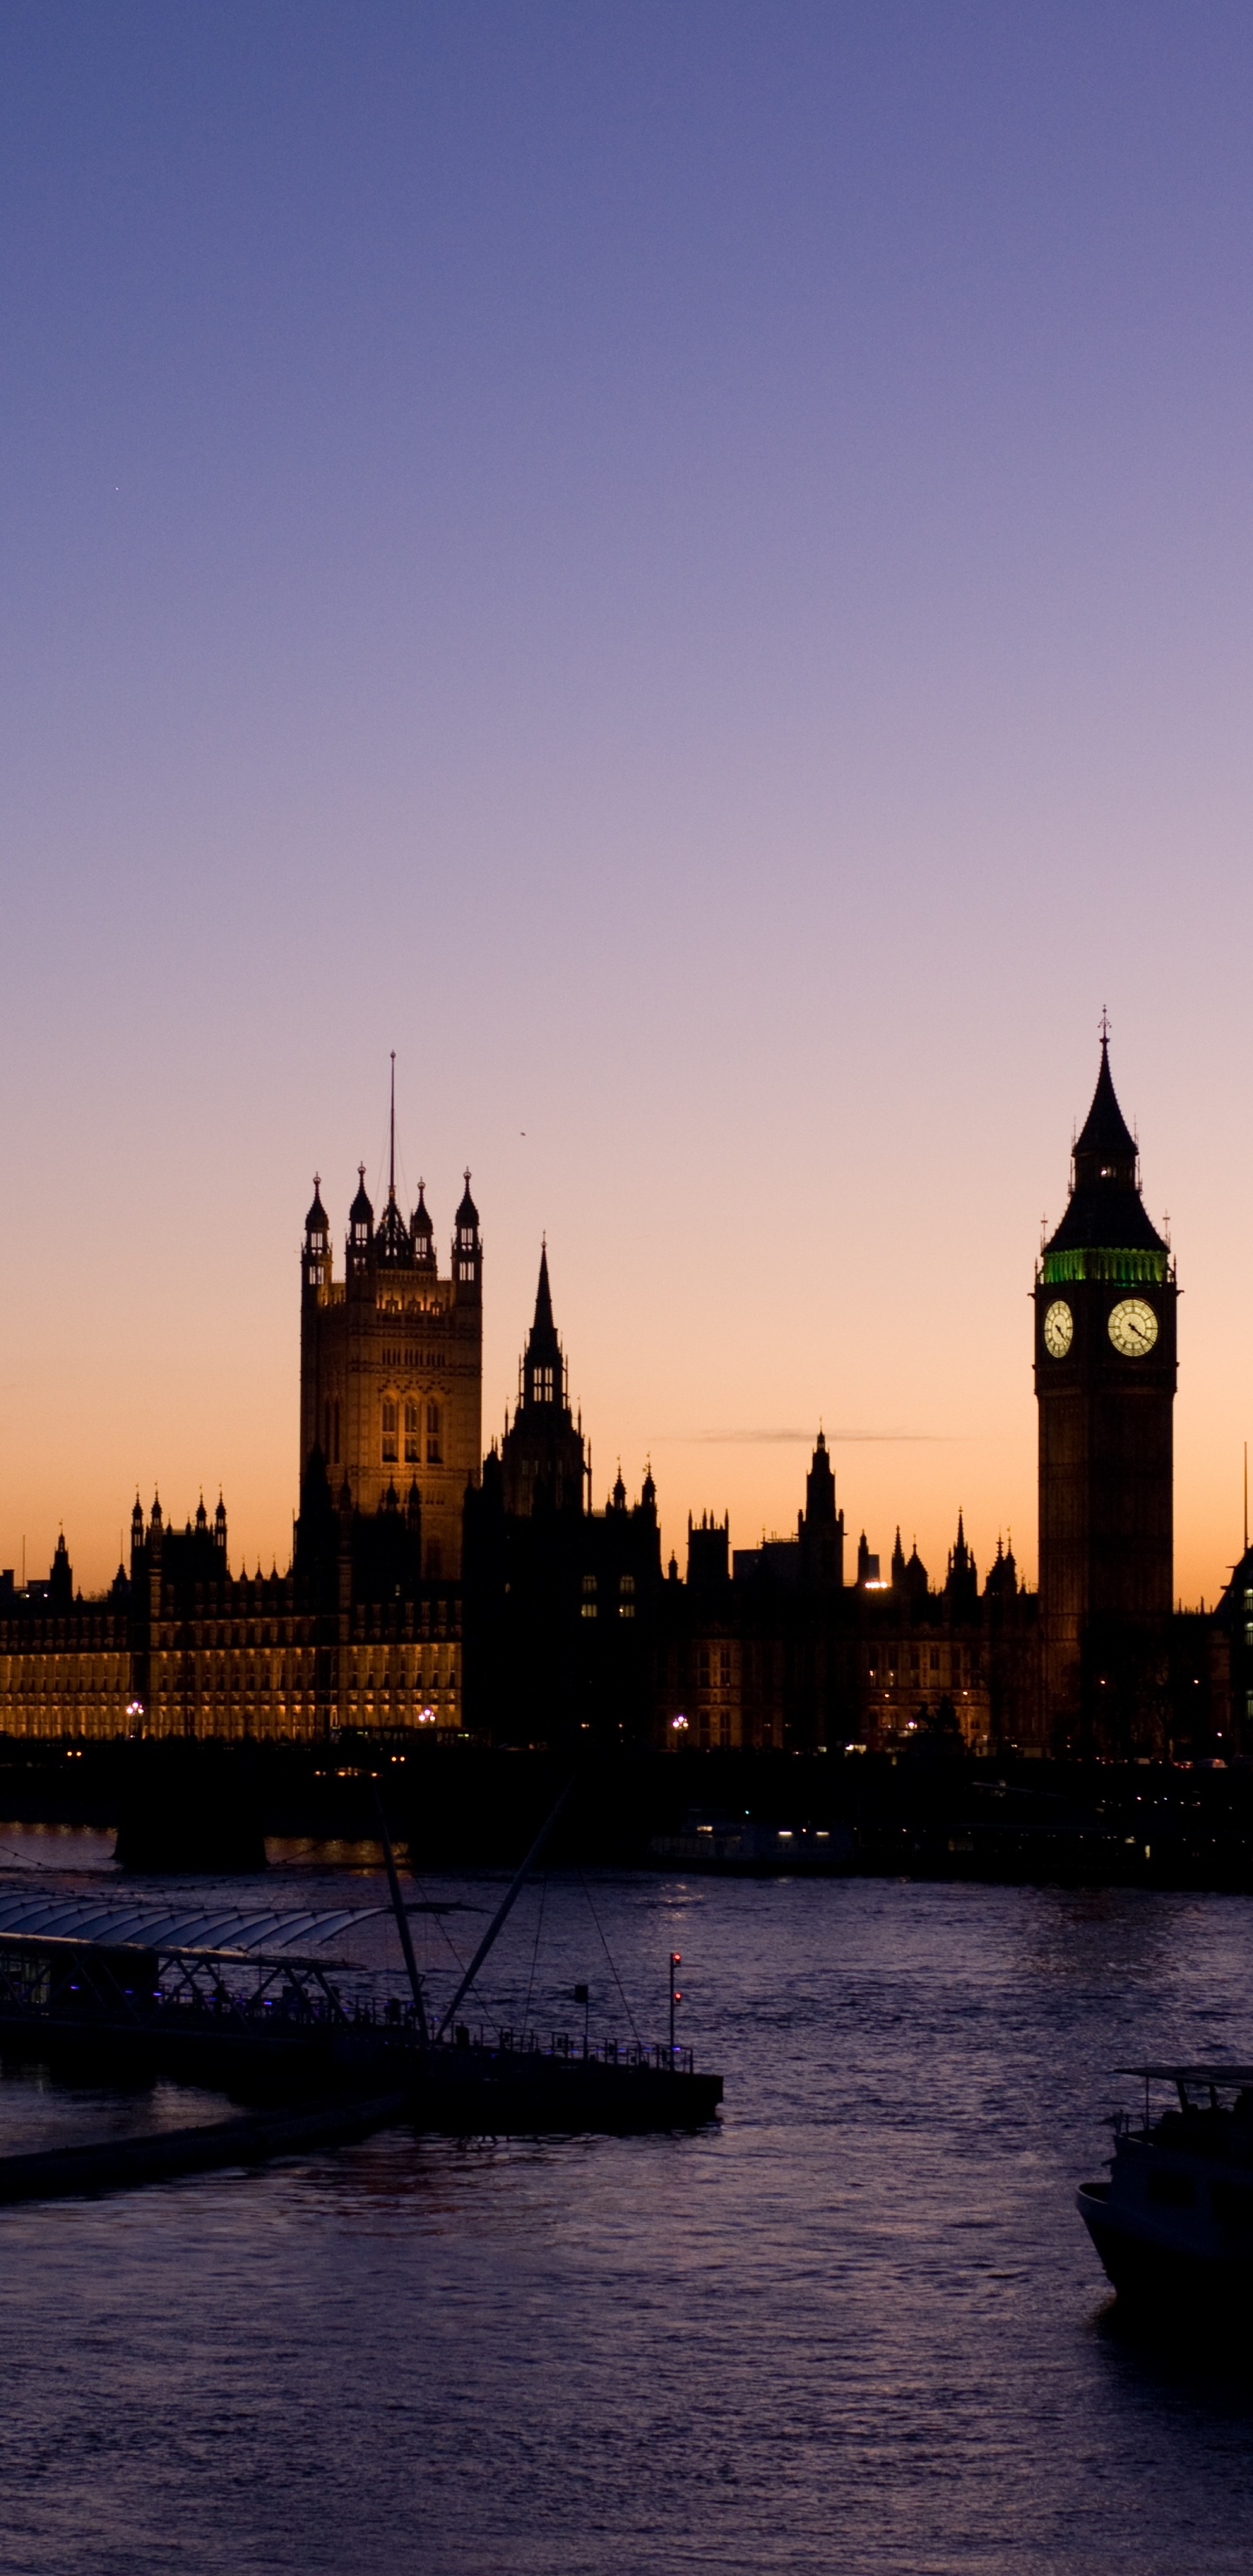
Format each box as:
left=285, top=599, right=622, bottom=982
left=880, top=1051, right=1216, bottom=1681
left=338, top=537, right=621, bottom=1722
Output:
left=0, top=1482, right=463, bottom=1741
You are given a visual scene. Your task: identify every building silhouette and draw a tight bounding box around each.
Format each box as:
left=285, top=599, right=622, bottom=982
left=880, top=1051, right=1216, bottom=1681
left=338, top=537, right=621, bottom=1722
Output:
left=660, top=1448, right=1038, bottom=1754
left=1, top=1037, right=1242, bottom=1761
left=499, top=1244, right=590, bottom=1516
left=463, top=1248, right=661, bottom=1747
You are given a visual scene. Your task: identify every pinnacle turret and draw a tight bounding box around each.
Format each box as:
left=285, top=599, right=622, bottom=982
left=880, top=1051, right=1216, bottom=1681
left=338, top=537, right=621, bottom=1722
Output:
left=411, top=1181, right=435, bottom=1268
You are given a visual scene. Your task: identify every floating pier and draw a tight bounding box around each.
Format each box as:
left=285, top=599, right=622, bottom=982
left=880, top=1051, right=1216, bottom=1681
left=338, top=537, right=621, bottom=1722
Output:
left=0, top=1871, right=722, bottom=2199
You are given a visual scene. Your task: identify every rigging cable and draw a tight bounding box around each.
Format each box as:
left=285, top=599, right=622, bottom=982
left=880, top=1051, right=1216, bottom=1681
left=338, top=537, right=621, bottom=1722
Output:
left=578, top=1868, right=642, bottom=2047
left=521, top=1872, right=547, bottom=2032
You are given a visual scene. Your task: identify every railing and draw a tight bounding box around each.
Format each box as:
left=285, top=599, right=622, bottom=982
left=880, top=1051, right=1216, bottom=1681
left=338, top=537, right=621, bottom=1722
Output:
left=435, top=2022, right=696, bottom=2075
left=0, top=1971, right=700, bottom=2073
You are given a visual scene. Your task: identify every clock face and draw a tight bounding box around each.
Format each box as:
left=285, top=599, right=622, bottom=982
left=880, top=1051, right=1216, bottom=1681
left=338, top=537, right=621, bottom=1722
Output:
left=1108, top=1297, right=1158, bottom=1358
left=1042, top=1299, right=1073, bottom=1358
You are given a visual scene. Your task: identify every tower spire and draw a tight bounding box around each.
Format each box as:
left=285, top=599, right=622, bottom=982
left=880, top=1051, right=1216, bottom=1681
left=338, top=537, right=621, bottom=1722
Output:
left=388, top=1052, right=397, bottom=1200
left=533, top=1239, right=555, bottom=1338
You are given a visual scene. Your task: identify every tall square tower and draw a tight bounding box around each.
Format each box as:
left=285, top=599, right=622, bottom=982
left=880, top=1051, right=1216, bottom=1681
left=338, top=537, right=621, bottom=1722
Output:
left=299, top=1099, right=481, bottom=1579
left=1035, top=1031, right=1176, bottom=1748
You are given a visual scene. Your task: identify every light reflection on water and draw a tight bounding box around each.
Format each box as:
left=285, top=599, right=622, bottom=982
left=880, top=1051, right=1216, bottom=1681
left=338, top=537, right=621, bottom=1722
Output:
left=0, top=1829, right=1251, bottom=2571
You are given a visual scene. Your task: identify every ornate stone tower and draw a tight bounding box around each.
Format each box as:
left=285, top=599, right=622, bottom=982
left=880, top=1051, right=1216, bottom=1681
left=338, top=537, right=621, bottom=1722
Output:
left=499, top=1245, right=588, bottom=1516
left=299, top=1071, right=482, bottom=1578
left=1035, top=1028, right=1177, bottom=1748
left=797, top=1430, right=844, bottom=1593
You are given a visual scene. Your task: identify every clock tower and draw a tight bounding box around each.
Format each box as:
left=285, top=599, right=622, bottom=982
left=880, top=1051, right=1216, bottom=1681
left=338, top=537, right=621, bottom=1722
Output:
left=1035, top=1029, right=1177, bottom=1752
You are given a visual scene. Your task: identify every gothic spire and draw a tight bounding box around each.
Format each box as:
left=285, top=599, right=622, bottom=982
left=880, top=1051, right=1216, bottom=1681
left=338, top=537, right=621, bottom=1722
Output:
left=1073, top=1025, right=1136, bottom=1177
left=519, top=1242, right=563, bottom=1407
left=1045, top=1023, right=1166, bottom=1258
left=533, top=1240, right=556, bottom=1343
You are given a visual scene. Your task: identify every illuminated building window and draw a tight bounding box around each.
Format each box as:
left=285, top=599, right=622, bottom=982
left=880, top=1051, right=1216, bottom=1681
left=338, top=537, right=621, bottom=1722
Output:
left=382, top=1399, right=399, bottom=1464
left=426, top=1400, right=442, bottom=1465
left=535, top=1365, right=554, bottom=1403
left=620, top=1574, right=635, bottom=1596
left=405, top=1402, right=420, bottom=1464
left=930, top=1648, right=940, bottom=1673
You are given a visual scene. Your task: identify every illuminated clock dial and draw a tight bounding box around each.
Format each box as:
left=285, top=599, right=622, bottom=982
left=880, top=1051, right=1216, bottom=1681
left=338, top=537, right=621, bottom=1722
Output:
left=1108, top=1297, right=1158, bottom=1358
left=1042, top=1300, right=1074, bottom=1358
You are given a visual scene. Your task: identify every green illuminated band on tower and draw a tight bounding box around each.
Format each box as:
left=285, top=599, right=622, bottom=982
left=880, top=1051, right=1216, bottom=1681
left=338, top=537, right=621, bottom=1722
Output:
left=1039, top=1245, right=1169, bottom=1287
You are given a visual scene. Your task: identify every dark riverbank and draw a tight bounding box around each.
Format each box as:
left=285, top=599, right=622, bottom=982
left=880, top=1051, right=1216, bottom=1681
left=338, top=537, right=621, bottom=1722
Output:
left=4, top=1737, right=1253, bottom=1888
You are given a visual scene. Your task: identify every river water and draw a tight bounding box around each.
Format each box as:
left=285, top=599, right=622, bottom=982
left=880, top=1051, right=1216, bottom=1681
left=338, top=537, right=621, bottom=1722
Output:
left=1, top=1828, right=1253, bottom=2573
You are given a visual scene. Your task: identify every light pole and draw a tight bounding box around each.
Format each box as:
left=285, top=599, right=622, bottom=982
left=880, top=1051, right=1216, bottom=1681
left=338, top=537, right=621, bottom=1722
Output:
left=669, top=1952, right=681, bottom=2058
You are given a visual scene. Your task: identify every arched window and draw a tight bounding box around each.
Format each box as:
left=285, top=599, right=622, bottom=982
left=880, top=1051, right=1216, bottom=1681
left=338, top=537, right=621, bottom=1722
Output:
left=426, top=1399, right=442, bottom=1465
left=405, top=1401, right=420, bottom=1465
left=381, top=1399, right=399, bottom=1464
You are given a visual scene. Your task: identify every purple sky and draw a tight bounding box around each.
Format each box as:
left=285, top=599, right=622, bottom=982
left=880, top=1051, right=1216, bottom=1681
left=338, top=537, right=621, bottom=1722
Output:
left=2, top=3, right=1251, bottom=1600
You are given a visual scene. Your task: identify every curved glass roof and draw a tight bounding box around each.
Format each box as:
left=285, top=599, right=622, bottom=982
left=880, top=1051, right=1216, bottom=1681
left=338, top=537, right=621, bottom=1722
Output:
left=0, top=1888, right=372, bottom=1954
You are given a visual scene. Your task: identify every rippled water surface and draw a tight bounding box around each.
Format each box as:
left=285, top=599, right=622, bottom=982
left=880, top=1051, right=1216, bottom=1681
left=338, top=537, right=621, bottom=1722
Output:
left=2, top=1829, right=1253, bottom=2573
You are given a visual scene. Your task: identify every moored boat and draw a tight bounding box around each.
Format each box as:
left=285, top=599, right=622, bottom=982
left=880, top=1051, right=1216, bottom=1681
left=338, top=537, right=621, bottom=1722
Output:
left=1077, top=2063, right=1253, bottom=2308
